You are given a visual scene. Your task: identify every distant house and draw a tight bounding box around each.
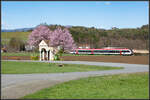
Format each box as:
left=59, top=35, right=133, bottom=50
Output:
left=132, top=49, right=149, bottom=54
left=1, top=48, right=7, bottom=53
left=77, top=43, right=91, bottom=49
left=102, top=47, right=127, bottom=49
left=25, top=45, right=35, bottom=51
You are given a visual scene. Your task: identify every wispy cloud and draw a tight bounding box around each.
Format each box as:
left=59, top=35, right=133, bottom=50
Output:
left=1, top=22, right=12, bottom=29
left=104, top=2, right=111, bottom=5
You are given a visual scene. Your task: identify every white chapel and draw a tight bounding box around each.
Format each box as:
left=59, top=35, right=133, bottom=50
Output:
left=39, top=40, right=59, bottom=61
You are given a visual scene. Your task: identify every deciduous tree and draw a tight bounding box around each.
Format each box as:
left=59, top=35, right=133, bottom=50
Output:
left=28, top=25, right=52, bottom=47
left=28, top=25, right=76, bottom=52
left=49, top=27, right=76, bottom=52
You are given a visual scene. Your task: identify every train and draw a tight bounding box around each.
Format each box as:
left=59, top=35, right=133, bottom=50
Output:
left=70, top=47, right=134, bottom=56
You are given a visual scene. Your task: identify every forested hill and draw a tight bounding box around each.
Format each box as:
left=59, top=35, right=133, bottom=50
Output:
left=47, top=24, right=149, bottom=50
left=2, top=24, right=149, bottom=50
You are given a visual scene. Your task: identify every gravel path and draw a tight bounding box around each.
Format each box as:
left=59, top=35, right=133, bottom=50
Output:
left=1, top=60, right=149, bottom=99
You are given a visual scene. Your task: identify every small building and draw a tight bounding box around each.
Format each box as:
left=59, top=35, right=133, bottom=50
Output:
left=102, top=47, right=127, bottom=49
left=132, top=49, right=149, bottom=54
left=78, top=43, right=91, bottom=49
left=39, top=40, right=60, bottom=61
left=1, top=48, right=7, bottom=53
left=25, top=45, right=35, bottom=51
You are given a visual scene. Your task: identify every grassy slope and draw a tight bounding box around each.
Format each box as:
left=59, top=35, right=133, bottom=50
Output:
left=1, top=32, right=30, bottom=44
left=23, top=72, right=149, bottom=99
left=1, top=61, right=122, bottom=74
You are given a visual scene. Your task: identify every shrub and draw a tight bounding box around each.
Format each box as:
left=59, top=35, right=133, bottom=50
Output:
left=54, top=54, right=60, bottom=61
left=30, top=56, right=39, bottom=60
left=54, top=48, right=64, bottom=61
left=8, top=37, right=25, bottom=52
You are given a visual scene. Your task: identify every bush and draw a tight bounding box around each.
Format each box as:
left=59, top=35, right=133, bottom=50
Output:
left=8, top=37, right=25, bottom=52
left=54, top=54, right=60, bottom=61
left=30, top=56, right=39, bottom=60
left=54, top=48, right=64, bottom=61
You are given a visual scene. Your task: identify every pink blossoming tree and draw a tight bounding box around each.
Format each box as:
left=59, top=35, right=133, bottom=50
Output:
left=49, top=27, right=76, bottom=51
left=28, top=25, right=76, bottom=52
left=28, top=25, right=51, bottom=47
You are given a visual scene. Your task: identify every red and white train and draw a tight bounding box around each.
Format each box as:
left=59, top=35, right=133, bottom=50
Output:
left=70, top=47, right=133, bottom=56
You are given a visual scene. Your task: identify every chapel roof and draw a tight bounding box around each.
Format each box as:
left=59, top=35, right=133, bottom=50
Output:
left=44, top=40, right=50, bottom=46
left=39, top=39, right=51, bottom=47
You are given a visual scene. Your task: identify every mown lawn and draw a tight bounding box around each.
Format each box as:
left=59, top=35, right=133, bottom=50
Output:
left=22, top=72, right=149, bottom=99
left=1, top=61, right=122, bottom=74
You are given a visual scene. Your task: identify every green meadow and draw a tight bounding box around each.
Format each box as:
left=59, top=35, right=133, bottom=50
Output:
left=1, top=61, right=123, bottom=74
left=23, top=72, right=149, bottom=99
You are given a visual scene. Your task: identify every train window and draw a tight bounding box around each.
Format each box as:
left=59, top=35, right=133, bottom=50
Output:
left=94, top=50, right=111, bottom=53
left=78, top=50, right=91, bottom=52
left=114, top=51, right=120, bottom=53
left=93, top=50, right=120, bottom=53
left=122, top=50, right=130, bottom=52
left=109, top=50, right=114, bottom=53
left=102, top=50, right=107, bottom=53
left=116, top=50, right=120, bottom=53
left=108, top=50, right=117, bottom=53
left=93, top=50, right=101, bottom=52
left=94, top=50, right=106, bottom=53
left=78, top=50, right=84, bottom=52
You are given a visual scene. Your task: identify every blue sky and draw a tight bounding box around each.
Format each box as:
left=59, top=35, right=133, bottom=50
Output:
left=2, top=1, right=149, bottom=29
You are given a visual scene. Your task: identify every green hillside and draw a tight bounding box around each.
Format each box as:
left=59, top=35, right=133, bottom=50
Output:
left=1, top=32, right=30, bottom=45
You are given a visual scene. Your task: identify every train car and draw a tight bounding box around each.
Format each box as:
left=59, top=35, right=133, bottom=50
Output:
left=70, top=48, right=133, bottom=56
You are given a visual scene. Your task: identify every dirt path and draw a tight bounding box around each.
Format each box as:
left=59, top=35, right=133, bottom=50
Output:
left=62, top=55, right=149, bottom=65
left=2, top=56, right=30, bottom=60
left=2, top=55, right=149, bottom=65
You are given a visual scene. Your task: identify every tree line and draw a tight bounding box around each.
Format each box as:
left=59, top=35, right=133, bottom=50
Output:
left=2, top=24, right=148, bottom=52
left=48, top=24, right=149, bottom=50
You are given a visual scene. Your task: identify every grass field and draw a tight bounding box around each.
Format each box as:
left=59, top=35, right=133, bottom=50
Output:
left=1, top=61, right=122, bottom=74
left=22, top=72, right=149, bottom=99
left=1, top=52, right=39, bottom=56
left=1, top=32, right=30, bottom=44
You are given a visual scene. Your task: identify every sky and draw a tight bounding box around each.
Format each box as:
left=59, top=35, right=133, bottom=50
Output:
left=1, top=1, right=149, bottom=29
